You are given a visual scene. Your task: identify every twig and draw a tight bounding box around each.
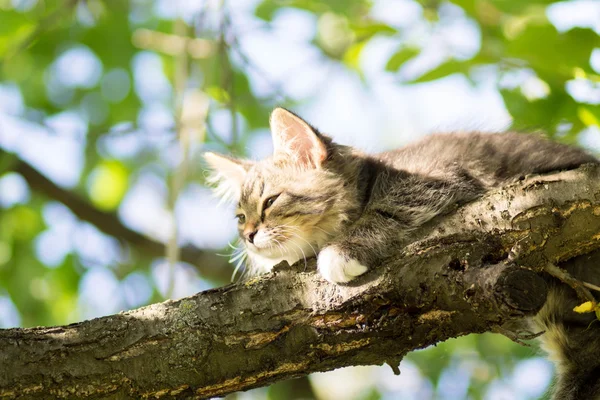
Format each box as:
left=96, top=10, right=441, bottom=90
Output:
left=583, top=281, right=600, bottom=293
left=545, top=262, right=598, bottom=305
left=166, top=16, right=191, bottom=300
left=492, top=325, right=544, bottom=347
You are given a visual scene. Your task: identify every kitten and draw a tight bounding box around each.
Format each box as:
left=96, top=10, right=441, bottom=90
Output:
left=204, top=107, right=596, bottom=284
left=205, top=108, right=600, bottom=400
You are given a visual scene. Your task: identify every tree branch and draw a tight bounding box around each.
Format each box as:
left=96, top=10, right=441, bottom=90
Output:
left=1, top=149, right=232, bottom=283
left=1, top=165, right=599, bottom=399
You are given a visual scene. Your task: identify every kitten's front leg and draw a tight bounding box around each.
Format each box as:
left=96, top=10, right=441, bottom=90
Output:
left=318, top=172, right=466, bottom=284
left=317, top=245, right=369, bottom=283
left=317, top=212, right=402, bottom=283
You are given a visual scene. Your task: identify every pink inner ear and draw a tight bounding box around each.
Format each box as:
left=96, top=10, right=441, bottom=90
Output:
left=271, top=110, right=327, bottom=168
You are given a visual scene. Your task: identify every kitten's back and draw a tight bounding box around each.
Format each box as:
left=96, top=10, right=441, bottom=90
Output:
left=378, top=132, right=597, bottom=186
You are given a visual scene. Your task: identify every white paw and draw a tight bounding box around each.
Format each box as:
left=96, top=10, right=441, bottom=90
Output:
left=317, top=246, right=368, bottom=284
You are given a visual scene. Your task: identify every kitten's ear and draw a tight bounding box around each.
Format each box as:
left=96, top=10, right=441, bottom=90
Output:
left=204, top=152, right=250, bottom=202
left=270, top=108, right=327, bottom=168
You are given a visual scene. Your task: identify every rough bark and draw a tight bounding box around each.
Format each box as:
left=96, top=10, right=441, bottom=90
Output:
left=1, top=165, right=599, bottom=399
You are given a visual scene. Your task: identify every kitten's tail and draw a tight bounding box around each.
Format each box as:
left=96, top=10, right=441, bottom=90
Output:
left=533, top=251, right=600, bottom=399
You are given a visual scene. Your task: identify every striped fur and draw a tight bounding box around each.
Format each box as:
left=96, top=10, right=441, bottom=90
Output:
left=205, top=108, right=600, bottom=397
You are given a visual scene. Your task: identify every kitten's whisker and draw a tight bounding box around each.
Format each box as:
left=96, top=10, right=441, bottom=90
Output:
left=271, top=238, right=287, bottom=258
left=285, top=242, right=302, bottom=267
left=288, top=241, right=308, bottom=271
left=278, top=227, right=318, bottom=257
left=272, top=229, right=305, bottom=268
left=281, top=239, right=306, bottom=270
left=265, top=232, right=288, bottom=259
left=313, top=225, right=335, bottom=236
left=231, top=252, right=247, bottom=282
left=279, top=228, right=315, bottom=250
left=277, top=229, right=310, bottom=270
left=229, top=250, right=247, bottom=263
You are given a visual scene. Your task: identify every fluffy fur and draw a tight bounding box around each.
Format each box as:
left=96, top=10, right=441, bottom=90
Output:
left=206, top=108, right=596, bottom=282
left=205, top=108, right=600, bottom=398
left=532, top=252, right=600, bottom=399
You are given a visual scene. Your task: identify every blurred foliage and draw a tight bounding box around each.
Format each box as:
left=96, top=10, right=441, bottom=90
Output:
left=1, top=0, right=599, bottom=398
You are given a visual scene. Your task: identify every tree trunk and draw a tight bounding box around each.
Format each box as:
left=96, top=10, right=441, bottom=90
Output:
left=1, top=165, right=599, bottom=399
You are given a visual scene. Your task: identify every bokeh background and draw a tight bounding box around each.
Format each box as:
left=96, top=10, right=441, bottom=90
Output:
left=1, top=0, right=600, bottom=398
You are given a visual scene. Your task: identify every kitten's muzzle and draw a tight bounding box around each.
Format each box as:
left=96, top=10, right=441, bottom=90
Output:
left=245, top=229, right=258, bottom=244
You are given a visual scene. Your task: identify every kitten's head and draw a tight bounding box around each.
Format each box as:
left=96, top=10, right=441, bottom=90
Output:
left=204, top=108, right=357, bottom=274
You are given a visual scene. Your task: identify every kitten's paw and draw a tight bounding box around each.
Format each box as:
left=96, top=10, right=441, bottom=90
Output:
left=317, top=246, right=368, bottom=284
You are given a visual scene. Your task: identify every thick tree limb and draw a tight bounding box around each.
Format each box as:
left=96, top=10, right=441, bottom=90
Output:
left=0, top=149, right=232, bottom=283
left=1, top=165, right=599, bottom=399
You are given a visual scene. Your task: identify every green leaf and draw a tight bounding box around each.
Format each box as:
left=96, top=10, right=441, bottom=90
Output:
left=409, top=60, right=472, bottom=83
left=385, top=47, right=420, bottom=72
left=447, top=0, right=478, bottom=18
left=578, top=107, right=600, bottom=127
left=87, top=160, right=130, bottom=211
left=506, top=26, right=600, bottom=80
left=254, top=1, right=280, bottom=21
left=500, top=86, right=582, bottom=133
left=490, top=0, right=556, bottom=14
left=5, top=206, right=42, bottom=240
left=343, top=40, right=367, bottom=71
left=351, top=22, right=396, bottom=41
left=0, top=10, right=33, bottom=36
left=206, top=86, right=231, bottom=104
left=255, top=0, right=330, bottom=20
left=0, top=10, right=35, bottom=56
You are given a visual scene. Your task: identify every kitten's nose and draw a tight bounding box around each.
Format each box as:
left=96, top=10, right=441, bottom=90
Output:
left=245, top=230, right=258, bottom=244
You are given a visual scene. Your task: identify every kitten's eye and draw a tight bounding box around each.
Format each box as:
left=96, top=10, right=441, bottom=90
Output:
left=264, top=194, right=280, bottom=209
left=236, top=214, right=246, bottom=224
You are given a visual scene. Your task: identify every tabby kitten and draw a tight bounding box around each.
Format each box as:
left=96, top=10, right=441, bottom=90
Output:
left=205, top=107, right=596, bottom=284
left=206, top=108, right=600, bottom=400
